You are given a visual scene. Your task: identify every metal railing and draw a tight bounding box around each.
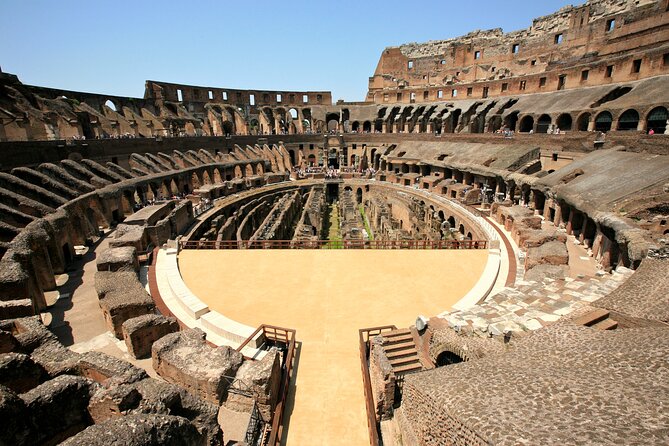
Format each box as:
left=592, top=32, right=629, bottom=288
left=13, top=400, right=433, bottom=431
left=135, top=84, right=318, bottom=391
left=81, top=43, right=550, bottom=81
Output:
left=359, top=325, right=398, bottom=446
left=236, top=324, right=297, bottom=446
left=180, top=239, right=488, bottom=250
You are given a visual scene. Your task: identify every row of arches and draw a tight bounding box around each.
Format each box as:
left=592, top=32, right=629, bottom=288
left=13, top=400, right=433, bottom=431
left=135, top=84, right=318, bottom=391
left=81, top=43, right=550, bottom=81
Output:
left=509, top=106, right=668, bottom=134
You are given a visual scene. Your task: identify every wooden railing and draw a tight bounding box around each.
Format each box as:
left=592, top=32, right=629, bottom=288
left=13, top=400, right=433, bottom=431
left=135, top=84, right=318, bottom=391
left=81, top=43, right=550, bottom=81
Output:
left=359, top=325, right=398, bottom=446
left=237, top=324, right=297, bottom=446
left=180, top=239, right=488, bottom=250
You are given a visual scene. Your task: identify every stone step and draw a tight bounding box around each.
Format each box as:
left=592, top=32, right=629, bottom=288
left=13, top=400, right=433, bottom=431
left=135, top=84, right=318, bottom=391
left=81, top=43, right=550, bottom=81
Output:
left=386, top=347, right=418, bottom=360
left=392, top=362, right=423, bottom=375
left=572, top=308, right=610, bottom=327
left=382, top=331, right=413, bottom=345
left=389, top=354, right=420, bottom=367
left=384, top=340, right=416, bottom=353
left=591, top=318, right=618, bottom=331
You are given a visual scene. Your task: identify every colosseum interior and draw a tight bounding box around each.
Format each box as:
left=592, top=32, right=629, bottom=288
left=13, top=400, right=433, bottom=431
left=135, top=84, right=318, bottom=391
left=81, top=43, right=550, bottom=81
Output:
left=1, top=0, right=669, bottom=445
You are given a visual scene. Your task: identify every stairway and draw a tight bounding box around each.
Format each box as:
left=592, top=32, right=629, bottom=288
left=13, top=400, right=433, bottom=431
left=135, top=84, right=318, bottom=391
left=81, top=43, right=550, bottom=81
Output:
left=573, top=308, right=619, bottom=330
left=382, top=329, right=423, bottom=375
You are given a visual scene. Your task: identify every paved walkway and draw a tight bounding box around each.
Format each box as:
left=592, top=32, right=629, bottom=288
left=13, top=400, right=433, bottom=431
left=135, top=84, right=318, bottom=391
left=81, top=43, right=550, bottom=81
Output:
left=44, top=231, right=156, bottom=376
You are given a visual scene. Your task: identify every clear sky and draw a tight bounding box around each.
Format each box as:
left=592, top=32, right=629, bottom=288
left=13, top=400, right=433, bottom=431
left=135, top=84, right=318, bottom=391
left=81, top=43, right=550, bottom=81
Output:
left=0, top=0, right=575, bottom=102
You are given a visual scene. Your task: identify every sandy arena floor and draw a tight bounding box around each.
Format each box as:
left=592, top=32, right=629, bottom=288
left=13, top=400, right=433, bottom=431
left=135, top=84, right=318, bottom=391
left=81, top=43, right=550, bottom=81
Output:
left=179, top=249, right=488, bottom=445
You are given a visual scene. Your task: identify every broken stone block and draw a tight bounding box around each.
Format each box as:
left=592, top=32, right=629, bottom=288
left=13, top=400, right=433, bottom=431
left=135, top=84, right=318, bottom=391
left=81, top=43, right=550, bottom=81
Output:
left=525, top=240, right=569, bottom=271
left=0, top=298, right=34, bottom=319
left=76, top=351, right=148, bottom=385
left=96, top=246, right=138, bottom=272
left=60, top=413, right=207, bottom=446
left=224, top=347, right=281, bottom=422
left=0, top=352, right=45, bottom=393
left=0, top=328, right=19, bottom=353
left=0, top=384, right=33, bottom=445
left=122, top=314, right=179, bottom=359
left=152, top=329, right=243, bottom=405
left=95, top=271, right=155, bottom=339
left=20, top=375, right=98, bottom=445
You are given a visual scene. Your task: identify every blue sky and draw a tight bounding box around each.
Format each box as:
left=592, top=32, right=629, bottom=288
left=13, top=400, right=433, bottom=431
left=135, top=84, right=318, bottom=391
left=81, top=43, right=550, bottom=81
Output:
left=0, top=0, right=574, bottom=101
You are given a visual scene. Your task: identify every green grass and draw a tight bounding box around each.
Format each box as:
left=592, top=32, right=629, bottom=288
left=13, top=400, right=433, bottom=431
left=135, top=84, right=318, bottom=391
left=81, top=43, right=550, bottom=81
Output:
left=323, top=202, right=343, bottom=249
left=359, top=205, right=374, bottom=241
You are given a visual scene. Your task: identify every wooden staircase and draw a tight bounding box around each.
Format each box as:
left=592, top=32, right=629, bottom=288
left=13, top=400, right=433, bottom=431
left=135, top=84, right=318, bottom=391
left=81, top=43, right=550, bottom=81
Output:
left=573, top=308, right=619, bottom=330
left=382, top=329, right=423, bottom=375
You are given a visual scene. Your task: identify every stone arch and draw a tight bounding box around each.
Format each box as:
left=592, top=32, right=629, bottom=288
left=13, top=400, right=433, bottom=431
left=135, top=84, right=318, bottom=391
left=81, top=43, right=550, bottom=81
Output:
left=245, top=164, right=254, bottom=177
left=576, top=112, right=591, bottom=131
left=447, top=216, right=456, bottom=229
left=646, top=106, right=668, bottom=134
left=222, top=121, right=234, bottom=135
left=617, top=109, right=640, bottom=131
left=556, top=113, right=573, bottom=131
left=536, top=114, right=551, bottom=133
left=201, top=170, right=212, bottom=185
left=213, top=169, right=222, bottom=184
left=363, top=121, right=372, bottom=132
left=436, top=350, right=464, bottom=366
left=351, top=121, right=360, bottom=132
left=104, top=99, right=118, bottom=112
left=257, top=163, right=264, bottom=175
left=519, top=115, right=534, bottom=133
left=190, top=172, right=202, bottom=190
left=504, top=111, right=520, bottom=131
left=459, top=224, right=465, bottom=235
left=356, top=187, right=363, bottom=204
left=120, top=190, right=135, bottom=215
left=488, top=115, right=503, bottom=133
left=234, top=165, right=243, bottom=178
left=594, top=111, right=613, bottom=132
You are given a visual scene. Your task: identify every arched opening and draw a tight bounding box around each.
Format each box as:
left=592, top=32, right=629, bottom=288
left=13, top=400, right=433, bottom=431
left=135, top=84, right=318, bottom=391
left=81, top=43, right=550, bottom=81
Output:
left=504, top=111, right=519, bottom=131
left=374, top=119, right=383, bottom=132
left=459, top=224, right=465, bottom=235
left=617, top=109, right=639, bottom=131
left=288, top=108, right=298, bottom=119
left=222, top=121, right=234, bottom=135
left=488, top=115, right=502, bottom=133
left=356, top=188, right=363, bottom=204
left=288, top=150, right=296, bottom=166
left=576, top=113, right=591, bottom=131
left=537, top=114, right=551, bottom=133
left=519, top=115, right=534, bottom=133
left=307, top=154, right=316, bottom=166
left=351, top=121, right=360, bottom=132
left=104, top=100, right=117, bottom=112
left=556, top=114, right=573, bottom=131
left=447, top=216, right=456, bottom=229
left=436, top=350, right=464, bottom=367
left=257, top=163, right=264, bottom=175
left=350, top=154, right=356, bottom=167
left=62, top=243, right=73, bottom=266
left=234, top=165, right=243, bottom=178
left=595, top=111, right=613, bottom=132
left=363, top=121, right=372, bottom=132
left=466, top=232, right=472, bottom=240
left=245, top=164, right=254, bottom=177
left=327, top=119, right=339, bottom=132
left=646, top=107, right=668, bottom=134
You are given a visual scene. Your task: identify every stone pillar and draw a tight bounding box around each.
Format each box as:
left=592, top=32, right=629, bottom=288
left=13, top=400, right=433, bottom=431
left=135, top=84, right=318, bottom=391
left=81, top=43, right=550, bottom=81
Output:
left=382, top=123, right=388, bottom=133
left=579, top=218, right=588, bottom=244
left=565, top=207, right=575, bottom=235
left=587, top=120, right=595, bottom=132
left=553, top=202, right=562, bottom=227
left=426, top=122, right=433, bottom=133
left=591, top=225, right=603, bottom=258
left=404, top=123, right=410, bottom=133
